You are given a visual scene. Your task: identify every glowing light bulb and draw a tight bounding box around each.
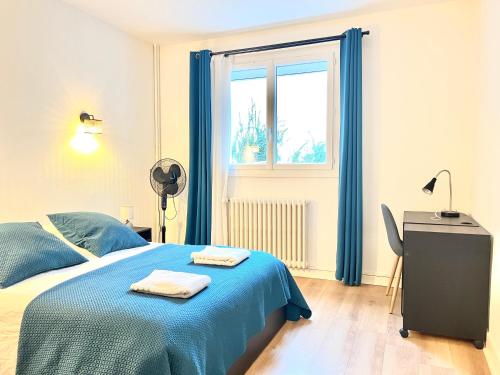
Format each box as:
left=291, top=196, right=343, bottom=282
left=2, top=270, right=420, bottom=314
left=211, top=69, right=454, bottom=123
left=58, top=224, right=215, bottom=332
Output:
left=70, top=125, right=99, bottom=154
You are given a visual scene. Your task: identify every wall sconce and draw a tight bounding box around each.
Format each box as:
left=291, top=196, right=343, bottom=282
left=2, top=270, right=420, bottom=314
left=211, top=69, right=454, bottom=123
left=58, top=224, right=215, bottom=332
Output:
left=70, top=112, right=102, bottom=154
left=80, top=112, right=103, bottom=134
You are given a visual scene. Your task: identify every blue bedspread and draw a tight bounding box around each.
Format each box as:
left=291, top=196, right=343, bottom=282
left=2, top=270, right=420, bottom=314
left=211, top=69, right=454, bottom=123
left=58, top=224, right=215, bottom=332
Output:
left=16, top=244, right=311, bottom=375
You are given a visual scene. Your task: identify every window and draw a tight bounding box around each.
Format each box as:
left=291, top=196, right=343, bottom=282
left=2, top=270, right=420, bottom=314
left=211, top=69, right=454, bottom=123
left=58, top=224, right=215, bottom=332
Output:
left=229, top=46, right=337, bottom=173
left=230, top=68, right=268, bottom=165
left=276, top=61, right=328, bottom=164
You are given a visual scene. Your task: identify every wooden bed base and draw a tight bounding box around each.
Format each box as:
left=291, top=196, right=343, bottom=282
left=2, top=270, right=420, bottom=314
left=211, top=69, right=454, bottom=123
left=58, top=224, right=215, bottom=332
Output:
left=227, top=307, right=286, bottom=375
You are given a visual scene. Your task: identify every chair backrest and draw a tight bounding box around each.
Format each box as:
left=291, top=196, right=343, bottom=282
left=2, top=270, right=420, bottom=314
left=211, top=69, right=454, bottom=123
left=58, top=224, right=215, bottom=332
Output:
left=381, top=204, right=403, bottom=256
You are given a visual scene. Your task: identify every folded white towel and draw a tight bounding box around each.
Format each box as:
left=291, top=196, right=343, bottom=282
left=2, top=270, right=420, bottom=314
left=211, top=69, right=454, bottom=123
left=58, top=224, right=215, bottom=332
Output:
left=191, top=246, right=251, bottom=267
left=130, top=270, right=211, bottom=299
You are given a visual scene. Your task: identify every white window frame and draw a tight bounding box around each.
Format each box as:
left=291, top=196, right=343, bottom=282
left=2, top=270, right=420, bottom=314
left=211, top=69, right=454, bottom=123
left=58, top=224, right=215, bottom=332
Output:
left=229, top=43, right=340, bottom=178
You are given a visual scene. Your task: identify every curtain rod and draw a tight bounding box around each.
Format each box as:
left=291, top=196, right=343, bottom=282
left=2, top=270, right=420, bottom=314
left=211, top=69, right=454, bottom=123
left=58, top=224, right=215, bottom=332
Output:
left=211, top=30, right=369, bottom=57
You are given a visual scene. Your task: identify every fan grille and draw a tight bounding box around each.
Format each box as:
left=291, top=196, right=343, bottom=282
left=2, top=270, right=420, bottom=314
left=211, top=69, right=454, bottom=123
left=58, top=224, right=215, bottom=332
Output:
left=150, top=158, right=186, bottom=198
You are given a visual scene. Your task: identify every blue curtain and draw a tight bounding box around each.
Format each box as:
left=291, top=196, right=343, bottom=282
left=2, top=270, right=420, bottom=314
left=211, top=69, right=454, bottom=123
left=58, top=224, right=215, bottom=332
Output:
left=336, top=29, right=363, bottom=286
left=185, top=50, right=212, bottom=245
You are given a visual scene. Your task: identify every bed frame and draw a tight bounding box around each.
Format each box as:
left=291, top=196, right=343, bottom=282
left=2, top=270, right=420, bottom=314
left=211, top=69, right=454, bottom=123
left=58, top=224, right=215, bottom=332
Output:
left=227, top=307, right=286, bottom=374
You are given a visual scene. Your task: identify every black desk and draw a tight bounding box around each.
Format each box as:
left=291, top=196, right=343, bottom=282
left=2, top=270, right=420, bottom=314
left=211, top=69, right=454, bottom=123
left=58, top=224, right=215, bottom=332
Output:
left=401, top=211, right=492, bottom=349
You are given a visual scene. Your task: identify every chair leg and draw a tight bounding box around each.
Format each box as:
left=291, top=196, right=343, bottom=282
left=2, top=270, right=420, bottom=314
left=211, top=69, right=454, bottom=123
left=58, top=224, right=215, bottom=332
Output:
left=390, top=258, right=403, bottom=314
left=386, top=256, right=401, bottom=296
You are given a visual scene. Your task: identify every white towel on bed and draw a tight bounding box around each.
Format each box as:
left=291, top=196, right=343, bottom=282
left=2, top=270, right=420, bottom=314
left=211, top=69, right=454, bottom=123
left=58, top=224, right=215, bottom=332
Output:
left=130, top=270, right=211, bottom=299
left=191, top=246, right=251, bottom=267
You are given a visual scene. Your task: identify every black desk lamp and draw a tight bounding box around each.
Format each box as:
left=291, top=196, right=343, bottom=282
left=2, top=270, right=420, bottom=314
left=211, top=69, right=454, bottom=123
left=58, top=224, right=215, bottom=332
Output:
left=422, top=169, right=460, bottom=218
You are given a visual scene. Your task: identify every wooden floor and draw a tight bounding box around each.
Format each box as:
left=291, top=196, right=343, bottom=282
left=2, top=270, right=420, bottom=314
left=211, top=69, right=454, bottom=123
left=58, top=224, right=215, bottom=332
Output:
left=247, top=277, right=491, bottom=375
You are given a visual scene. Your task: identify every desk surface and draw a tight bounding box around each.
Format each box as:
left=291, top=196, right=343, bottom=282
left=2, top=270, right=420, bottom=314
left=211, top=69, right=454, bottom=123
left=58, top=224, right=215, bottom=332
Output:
left=404, top=211, right=479, bottom=227
left=404, top=222, right=490, bottom=236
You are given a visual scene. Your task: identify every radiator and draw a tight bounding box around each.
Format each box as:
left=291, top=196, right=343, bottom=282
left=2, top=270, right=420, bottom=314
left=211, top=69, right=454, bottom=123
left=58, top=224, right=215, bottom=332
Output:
left=228, top=199, right=308, bottom=269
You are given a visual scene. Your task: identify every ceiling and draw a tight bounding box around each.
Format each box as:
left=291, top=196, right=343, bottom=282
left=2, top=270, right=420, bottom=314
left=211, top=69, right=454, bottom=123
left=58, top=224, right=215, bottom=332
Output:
left=61, top=0, right=445, bottom=44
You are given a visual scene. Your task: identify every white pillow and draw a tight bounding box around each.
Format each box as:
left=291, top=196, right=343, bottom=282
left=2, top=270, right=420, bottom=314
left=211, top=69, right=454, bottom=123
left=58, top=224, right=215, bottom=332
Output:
left=39, top=216, right=98, bottom=260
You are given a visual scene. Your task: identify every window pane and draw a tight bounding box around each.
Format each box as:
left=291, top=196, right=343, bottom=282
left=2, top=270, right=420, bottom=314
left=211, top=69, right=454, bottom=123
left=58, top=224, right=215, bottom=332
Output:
left=230, top=68, right=267, bottom=165
left=276, top=61, right=328, bottom=164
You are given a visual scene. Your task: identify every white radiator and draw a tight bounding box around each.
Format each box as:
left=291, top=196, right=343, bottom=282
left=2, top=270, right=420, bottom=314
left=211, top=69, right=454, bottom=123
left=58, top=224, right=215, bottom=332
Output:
left=228, top=199, right=308, bottom=269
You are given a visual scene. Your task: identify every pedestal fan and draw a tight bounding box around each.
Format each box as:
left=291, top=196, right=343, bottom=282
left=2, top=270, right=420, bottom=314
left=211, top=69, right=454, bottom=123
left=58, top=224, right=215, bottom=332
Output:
left=150, top=158, right=186, bottom=243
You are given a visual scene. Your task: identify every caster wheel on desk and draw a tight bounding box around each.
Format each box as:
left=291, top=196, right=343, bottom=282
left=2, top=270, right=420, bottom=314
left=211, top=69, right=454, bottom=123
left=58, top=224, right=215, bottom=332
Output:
left=399, top=329, right=409, bottom=338
left=473, top=340, right=484, bottom=350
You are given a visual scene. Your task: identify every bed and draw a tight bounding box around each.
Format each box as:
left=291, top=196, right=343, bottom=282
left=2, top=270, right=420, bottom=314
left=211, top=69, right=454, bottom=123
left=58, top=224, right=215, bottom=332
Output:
left=0, top=242, right=310, bottom=375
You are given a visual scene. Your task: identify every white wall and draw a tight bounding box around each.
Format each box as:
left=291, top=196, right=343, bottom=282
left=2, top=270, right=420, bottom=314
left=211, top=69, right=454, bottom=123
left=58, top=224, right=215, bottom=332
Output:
left=160, top=0, right=477, bottom=282
left=475, top=0, right=500, bottom=371
left=0, top=0, right=156, bottom=228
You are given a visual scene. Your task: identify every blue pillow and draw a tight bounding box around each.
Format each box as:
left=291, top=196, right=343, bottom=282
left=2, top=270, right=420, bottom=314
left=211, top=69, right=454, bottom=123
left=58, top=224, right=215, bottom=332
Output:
left=48, top=212, right=148, bottom=257
left=0, top=222, right=88, bottom=288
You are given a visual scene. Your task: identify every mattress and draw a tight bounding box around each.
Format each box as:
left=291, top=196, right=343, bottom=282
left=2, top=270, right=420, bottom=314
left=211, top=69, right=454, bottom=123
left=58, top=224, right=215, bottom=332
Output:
left=0, top=242, right=162, bottom=375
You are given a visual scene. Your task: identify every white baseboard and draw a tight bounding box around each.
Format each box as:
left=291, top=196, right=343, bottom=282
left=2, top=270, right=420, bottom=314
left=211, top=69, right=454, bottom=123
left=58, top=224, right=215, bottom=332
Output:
left=290, top=269, right=335, bottom=280
left=361, top=274, right=395, bottom=287
left=289, top=269, right=396, bottom=287
left=485, top=333, right=500, bottom=375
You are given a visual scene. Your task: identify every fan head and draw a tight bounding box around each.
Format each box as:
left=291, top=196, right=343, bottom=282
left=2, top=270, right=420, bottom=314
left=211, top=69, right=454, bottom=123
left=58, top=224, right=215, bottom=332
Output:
left=150, top=158, right=186, bottom=198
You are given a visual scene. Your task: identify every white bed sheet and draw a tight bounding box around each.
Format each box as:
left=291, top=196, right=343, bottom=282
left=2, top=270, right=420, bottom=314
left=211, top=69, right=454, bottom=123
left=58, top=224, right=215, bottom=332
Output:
left=0, top=242, right=163, bottom=375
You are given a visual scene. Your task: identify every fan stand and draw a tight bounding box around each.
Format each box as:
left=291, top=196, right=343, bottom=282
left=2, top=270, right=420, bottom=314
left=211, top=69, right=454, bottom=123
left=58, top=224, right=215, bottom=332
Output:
left=161, top=196, right=167, bottom=243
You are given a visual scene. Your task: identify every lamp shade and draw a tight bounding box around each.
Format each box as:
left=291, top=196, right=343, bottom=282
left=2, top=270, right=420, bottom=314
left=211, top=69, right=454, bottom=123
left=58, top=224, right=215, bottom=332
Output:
left=120, top=206, right=134, bottom=221
left=422, top=177, right=437, bottom=195
left=80, top=112, right=103, bottom=134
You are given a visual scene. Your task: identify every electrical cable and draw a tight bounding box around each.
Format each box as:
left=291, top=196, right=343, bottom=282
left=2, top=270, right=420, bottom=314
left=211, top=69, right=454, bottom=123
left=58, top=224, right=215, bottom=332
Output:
left=430, top=211, right=442, bottom=221
left=166, top=197, right=178, bottom=220
left=155, top=197, right=178, bottom=242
